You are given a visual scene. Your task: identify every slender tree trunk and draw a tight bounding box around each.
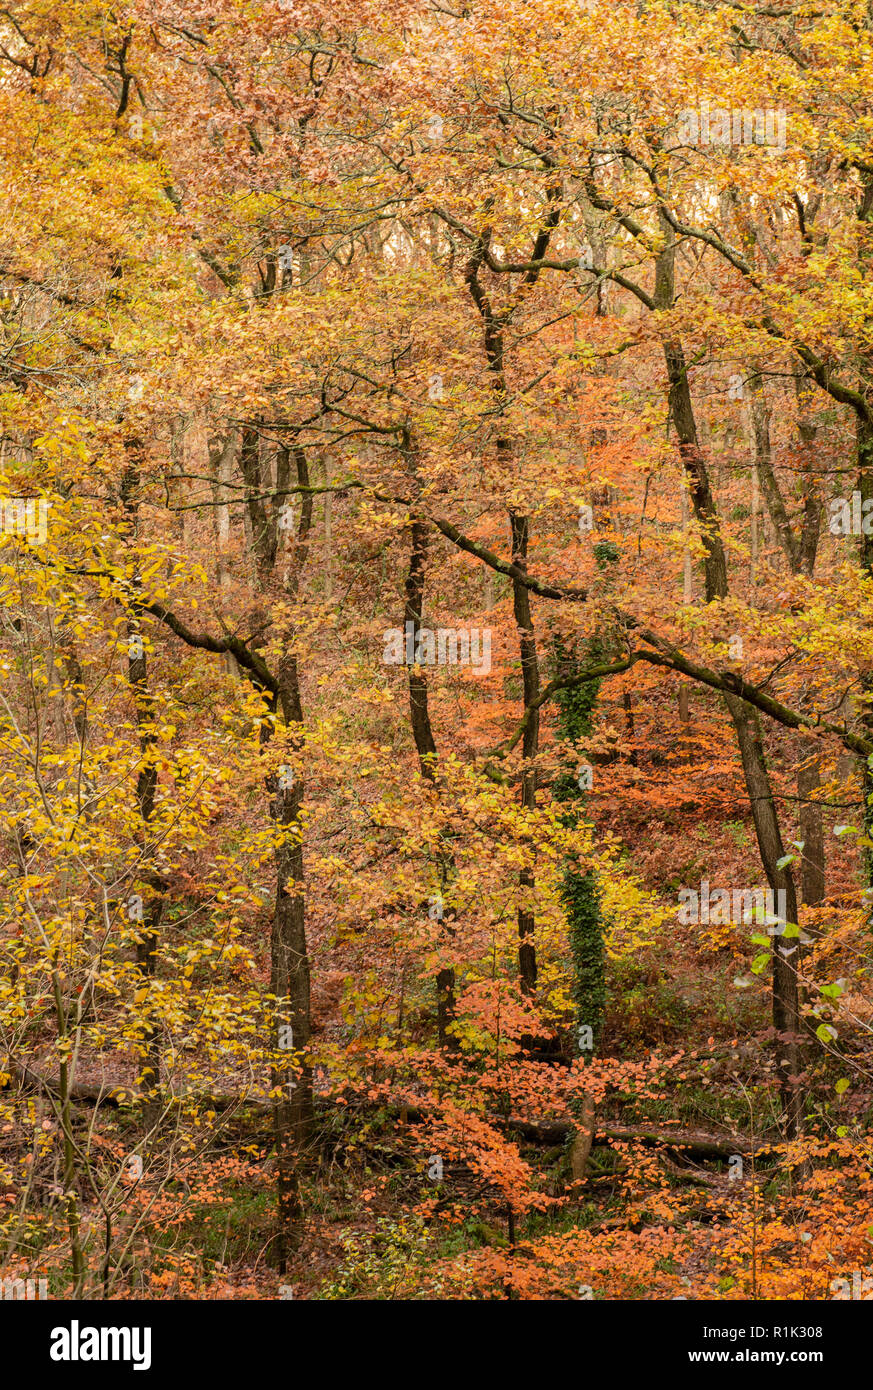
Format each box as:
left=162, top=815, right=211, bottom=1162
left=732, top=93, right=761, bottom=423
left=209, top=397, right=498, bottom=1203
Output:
left=794, top=380, right=821, bottom=580
left=210, top=429, right=241, bottom=680
left=268, top=752, right=310, bottom=1263
left=403, top=517, right=457, bottom=1048
left=852, top=173, right=873, bottom=899
left=243, top=440, right=314, bottom=1266
left=622, top=689, right=638, bottom=766
left=798, top=737, right=825, bottom=911
left=323, top=454, right=333, bottom=604
left=750, top=375, right=826, bottom=920
left=655, top=218, right=804, bottom=1136
left=857, top=414, right=873, bottom=895
left=750, top=463, right=760, bottom=589
left=463, top=227, right=547, bottom=998
left=511, top=510, right=540, bottom=994
left=726, top=698, right=804, bottom=1140
left=679, top=484, right=692, bottom=723
left=121, top=453, right=164, bottom=1131
left=749, top=370, right=797, bottom=571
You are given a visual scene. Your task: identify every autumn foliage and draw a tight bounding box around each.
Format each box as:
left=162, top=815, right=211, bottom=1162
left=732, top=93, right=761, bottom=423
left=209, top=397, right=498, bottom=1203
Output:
left=1, top=0, right=873, bottom=1302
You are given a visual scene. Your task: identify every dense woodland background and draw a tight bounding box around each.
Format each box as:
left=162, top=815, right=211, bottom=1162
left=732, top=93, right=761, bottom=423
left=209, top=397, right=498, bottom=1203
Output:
left=1, top=0, right=873, bottom=1301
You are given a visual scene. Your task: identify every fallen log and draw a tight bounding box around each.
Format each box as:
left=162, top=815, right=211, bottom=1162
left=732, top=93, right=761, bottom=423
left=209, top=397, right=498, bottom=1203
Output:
left=504, top=1116, right=769, bottom=1159
left=2, top=1061, right=272, bottom=1112
left=2, top=1063, right=772, bottom=1159
left=3, top=1060, right=136, bottom=1106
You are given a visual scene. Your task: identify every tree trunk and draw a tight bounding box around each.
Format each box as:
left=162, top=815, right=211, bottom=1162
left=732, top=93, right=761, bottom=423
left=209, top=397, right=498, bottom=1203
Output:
left=248, top=441, right=314, bottom=1267
left=210, top=428, right=241, bottom=680
left=121, top=451, right=164, bottom=1132
left=403, top=517, right=457, bottom=1048
left=655, top=221, right=804, bottom=1137
left=798, top=737, right=825, bottom=911
left=511, top=510, right=540, bottom=994
left=726, top=698, right=804, bottom=1140
left=857, top=414, right=873, bottom=899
